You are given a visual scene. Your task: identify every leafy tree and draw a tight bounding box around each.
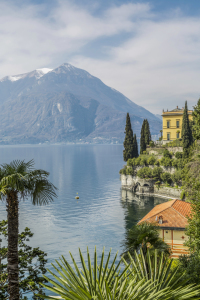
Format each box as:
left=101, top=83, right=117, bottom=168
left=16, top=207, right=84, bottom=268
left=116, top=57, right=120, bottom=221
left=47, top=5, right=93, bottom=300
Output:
left=192, top=98, right=200, bottom=140
left=175, top=151, right=183, bottom=159
left=152, top=167, right=163, bottom=181
left=0, top=220, right=47, bottom=299
left=140, top=120, right=146, bottom=154
left=0, top=160, right=57, bottom=300
left=121, top=223, right=170, bottom=261
left=144, top=119, right=151, bottom=146
left=40, top=247, right=200, bottom=300
left=137, top=167, right=152, bottom=179
left=140, top=156, right=148, bottom=166
left=163, top=149, right=172, bottom=158
left=147, top=155, right=156, bottom=165
left=179, top=252, right=200, bottom=286
left=182, top=101, right=193, bottom=157
left=133, top=134, right=138, bottom=158
left=160, top=157, right=173, bottom=167
left=123, top=113, right=134, bottom=161
left=161, top=172, right=172, bottom=185
left=171, top=170, right=182, bottom=186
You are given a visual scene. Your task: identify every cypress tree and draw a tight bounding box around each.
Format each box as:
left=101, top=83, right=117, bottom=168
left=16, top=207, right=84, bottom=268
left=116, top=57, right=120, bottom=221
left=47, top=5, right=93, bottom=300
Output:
left=123, top=113, right=134, bottom=161
left=144, top=119, right=151, bottom=146
left=140, top=120, right=146, bottom=154
left=133, top=134, right=139, bottom=158
left=182, top=101, right=192, bottom=157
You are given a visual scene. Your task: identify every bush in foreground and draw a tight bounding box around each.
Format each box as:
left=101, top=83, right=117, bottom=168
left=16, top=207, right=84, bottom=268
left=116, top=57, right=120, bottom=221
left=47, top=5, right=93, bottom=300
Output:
left=39, top=247, right=200, bottom=300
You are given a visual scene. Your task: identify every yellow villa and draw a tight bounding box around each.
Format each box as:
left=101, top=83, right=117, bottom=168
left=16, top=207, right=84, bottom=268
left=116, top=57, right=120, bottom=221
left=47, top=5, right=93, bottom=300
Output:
left=162, top=106, right=193, bottom=143
left=138, top=199, right=191, bottom=258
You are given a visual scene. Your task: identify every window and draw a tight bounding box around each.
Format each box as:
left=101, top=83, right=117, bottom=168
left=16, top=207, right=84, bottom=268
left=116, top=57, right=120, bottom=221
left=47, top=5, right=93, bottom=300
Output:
left=176, top=120, right=180, bottom=128
left=177, top=132, right=180, bottom=139
left=167, top=133, right=170, bottom=141
left=167, top=121, right=170, bottom=128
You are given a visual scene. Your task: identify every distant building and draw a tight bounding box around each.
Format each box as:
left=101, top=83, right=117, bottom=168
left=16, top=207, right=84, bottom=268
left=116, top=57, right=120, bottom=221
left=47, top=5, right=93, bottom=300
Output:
left=138, top=199, right=191, bottom=258
left=162, top=106, right=193, bottom=143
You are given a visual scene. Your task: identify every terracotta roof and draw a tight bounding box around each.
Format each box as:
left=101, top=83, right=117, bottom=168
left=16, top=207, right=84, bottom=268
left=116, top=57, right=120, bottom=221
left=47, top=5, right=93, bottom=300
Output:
left=138, top=199, right=191, bottom=229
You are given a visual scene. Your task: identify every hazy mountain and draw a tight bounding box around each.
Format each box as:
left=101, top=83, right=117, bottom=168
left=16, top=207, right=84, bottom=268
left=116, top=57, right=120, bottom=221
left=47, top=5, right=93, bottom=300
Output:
left=0, top=63, right=161, bottom=144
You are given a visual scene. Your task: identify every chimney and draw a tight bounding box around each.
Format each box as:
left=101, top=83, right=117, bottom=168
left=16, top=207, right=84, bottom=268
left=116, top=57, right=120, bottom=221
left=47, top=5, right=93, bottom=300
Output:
left=177, top=106, right=178, bottom=109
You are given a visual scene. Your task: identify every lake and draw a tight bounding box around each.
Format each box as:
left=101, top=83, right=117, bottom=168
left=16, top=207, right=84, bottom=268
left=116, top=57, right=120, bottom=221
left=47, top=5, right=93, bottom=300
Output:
left=0, top=144, right=167, bottom=296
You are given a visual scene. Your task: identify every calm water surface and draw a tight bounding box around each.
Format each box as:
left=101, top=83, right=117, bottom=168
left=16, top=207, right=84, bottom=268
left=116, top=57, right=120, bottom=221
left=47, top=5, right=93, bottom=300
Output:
left=0, top=145, right=166, bottom=295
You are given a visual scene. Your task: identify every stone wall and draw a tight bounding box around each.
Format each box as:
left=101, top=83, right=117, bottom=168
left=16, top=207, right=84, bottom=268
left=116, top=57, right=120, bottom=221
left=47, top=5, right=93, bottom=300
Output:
left=134, top=165, right=176, bottom=174
left=154, top=186, right=181, bottom=198
left=120, top=174, right=181, bottom=199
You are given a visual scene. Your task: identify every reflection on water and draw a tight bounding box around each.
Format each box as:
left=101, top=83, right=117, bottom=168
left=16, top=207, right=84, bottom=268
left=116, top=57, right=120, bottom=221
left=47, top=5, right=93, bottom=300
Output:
left=121, top=189, right=167, bottom=231
left=0, top=145, right=168, bottom=298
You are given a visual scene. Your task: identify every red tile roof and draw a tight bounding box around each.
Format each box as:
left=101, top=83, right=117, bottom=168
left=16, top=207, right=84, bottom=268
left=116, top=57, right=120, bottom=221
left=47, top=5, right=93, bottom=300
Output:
left=138, top=199, right=191, bottom=229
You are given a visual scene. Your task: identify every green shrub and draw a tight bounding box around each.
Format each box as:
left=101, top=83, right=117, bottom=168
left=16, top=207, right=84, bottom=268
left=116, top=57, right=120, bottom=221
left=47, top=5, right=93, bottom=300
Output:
left=160, top=157, right=173, bottom=167
left=180, top=190, right=185, bottom=200
left=135, top=156, right=141, bottom=165
left=165, top=139, right=183, bottom=147
left=137, top=167, right=152, bottom=179
left=127, top=158, right=136, bottom=166
left=171, top=170, right=182, bottom=185
left=155, top=180, right=161, bottom=185
left=163, top=149, right=172, bottom=158
left=149, top=141, right=155, bottom=147
left=119, top=167, right=127, bottom=175
left=175, top=151, right=183, bottom=159
left=147, top=155, right=156, bottom=165
left=140, top=156, right=148, bottom=166
left=154, top=160, right=160, bottom=166
left=172, top=158, right=186, bottom=170
left=152, top=167, right=163, bottom=181
left=161, top=172, right=172, bottom=184
left=119, top=166, right=134, bottom=175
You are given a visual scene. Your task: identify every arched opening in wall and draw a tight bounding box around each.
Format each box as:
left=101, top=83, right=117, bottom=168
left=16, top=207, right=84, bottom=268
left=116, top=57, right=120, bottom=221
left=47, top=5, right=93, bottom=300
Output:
left=134, top=182, right=140, bottom=192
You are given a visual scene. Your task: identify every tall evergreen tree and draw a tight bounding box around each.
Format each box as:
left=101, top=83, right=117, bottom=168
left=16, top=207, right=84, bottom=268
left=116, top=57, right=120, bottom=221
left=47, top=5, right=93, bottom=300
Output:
left=140, top=120, right=146, bottom=154
left=144, top=119, right=151, bottom=146
left=123, top=113, right=134, bottom=161
left=182, top=101, right=192, bottom=157
left=133, top=134, right=139, bottom=158
left=192, top=98, right=200, bottom=140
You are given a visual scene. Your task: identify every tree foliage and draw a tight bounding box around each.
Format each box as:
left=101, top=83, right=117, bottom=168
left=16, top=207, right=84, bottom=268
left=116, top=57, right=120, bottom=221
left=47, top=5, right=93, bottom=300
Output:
left=140, top=120, right=146, bottom=154
left=182, top=101, right=193, bottom=157
left=144, top=119, right=151, bottom=146
left=192, top=98, right=200, bottom=140
left=133, top=134, right=139, bottom=158
left=40, top=247, right=200, bottom=300
left=0, top=159, right=57, bottom=300
left=0, top=220, right=47, bottom=300
left=121, top=222, right=170, bottom=261
left=123, top=113, right=134, bottom=161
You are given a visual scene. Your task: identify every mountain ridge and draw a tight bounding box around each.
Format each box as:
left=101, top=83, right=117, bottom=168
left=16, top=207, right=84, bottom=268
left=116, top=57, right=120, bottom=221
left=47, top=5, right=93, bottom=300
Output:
left=0, top=63, right=161, bottom=144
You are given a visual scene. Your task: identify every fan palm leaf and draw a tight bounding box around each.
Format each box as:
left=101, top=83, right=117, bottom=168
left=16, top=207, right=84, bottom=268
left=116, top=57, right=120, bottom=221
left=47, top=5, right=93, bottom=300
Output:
left=0, top=159, right=57, bottom=300
left=40, top=247, right=200, bottom=300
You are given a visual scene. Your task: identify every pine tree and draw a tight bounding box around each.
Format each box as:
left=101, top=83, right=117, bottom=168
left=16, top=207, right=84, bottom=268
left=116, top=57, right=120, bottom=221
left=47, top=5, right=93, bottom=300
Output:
left=133, top=134, right=139, bottom=158
left=144, top=119, right=151, bottom=146
left=192, top=98, right=200, bottom=140
left=123, top=113, right=134, bottom=161
left=140, top=120, right=146, bottom=154
left=182, top=101, right=192, bottom=157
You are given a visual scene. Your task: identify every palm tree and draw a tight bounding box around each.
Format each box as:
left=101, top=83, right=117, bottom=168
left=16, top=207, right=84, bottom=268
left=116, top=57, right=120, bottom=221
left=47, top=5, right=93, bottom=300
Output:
left=40, top=247, right=200, bottom=300
left=0, top=160, right=57, bottom=300
left=121, top=222, right=170, bottom=261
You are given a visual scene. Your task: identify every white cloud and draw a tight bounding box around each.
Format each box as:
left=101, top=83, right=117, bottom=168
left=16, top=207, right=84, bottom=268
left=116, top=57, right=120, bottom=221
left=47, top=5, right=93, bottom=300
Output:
left=0, top=1, right=200, bottom=114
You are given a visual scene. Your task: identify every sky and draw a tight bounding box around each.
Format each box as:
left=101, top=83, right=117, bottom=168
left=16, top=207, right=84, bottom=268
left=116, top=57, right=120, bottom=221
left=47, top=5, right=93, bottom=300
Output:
left=1, top=0, right=200, bottom=114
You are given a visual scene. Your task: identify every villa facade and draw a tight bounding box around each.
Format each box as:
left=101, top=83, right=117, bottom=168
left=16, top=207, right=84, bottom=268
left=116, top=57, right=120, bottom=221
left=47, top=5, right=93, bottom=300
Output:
left=138, top=199, right=191, bottom=258
left=162, top=106, right=193, bottom=143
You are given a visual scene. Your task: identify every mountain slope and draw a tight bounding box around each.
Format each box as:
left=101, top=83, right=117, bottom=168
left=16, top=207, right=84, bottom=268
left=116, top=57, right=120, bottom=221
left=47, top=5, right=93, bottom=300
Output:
left=0, top=63, right=161, bottom=144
